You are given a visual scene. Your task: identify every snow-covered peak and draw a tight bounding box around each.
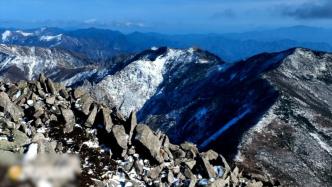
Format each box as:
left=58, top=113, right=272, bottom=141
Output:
left=97, top=47, right=222, bottom=116
left=1, top=30, right=12, bottom=42
left=0, top=44, right=93, bottom=81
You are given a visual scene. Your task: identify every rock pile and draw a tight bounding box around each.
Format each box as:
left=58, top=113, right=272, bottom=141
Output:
left=0, top=75, right=265, bottom=187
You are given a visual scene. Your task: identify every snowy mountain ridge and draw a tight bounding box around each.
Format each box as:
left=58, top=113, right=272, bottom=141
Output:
left=1, top=29, right=63, bottom=42
left=97, top=47, right=219, bottom=116
left=0, top=44, right=96, bottom=84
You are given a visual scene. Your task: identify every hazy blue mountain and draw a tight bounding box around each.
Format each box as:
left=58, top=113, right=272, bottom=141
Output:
left=223, top=25, right=332, bottom=44
left=1, top=26, right=332, bottom=62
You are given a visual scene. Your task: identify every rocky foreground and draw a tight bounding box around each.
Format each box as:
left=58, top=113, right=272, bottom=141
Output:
left=0, top=75, right=267, bottom=187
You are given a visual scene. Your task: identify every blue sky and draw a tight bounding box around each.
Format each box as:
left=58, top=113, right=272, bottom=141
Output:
left=1, top=0, right=332, bottom=33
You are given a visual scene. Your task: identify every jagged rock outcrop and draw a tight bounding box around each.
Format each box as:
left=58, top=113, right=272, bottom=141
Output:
left=0, top=76, right=266, bottom=187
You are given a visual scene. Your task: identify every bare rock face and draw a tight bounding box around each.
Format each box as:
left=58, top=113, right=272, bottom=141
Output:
left=134, top=124, right=163, bottom=164
left=110, top=125, right=128, bottom=156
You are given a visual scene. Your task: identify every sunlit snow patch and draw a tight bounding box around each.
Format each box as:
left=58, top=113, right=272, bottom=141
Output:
left=1, top=30, right=12, bottom=41
left=40, top=34, right=63, bottom=42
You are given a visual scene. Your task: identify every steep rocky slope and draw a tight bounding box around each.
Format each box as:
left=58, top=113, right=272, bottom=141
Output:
left=236, top=48, right=332, bottom=186
left=0, top=75, right=265, bottom=187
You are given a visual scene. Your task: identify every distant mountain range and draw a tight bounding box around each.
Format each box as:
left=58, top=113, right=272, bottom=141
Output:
left=1, top=26, right=332, bottom=62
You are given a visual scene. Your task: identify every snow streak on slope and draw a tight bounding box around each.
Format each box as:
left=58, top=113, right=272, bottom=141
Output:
left=200, top=107, right=251, bottom=149
left=40, top=34, right=63, bottom=42
left=16, top=30, right=34, bottom=37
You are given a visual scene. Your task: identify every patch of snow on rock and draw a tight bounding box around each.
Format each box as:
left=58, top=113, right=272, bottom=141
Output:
left=24, top=143, right=38, bottom=162
left=151, top=46, right=158, bottom=51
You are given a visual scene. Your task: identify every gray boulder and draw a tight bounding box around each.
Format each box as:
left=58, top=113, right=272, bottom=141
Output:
left=60, top=108, right=75, bottom=133
left=134, top=125, right=163, bottom=164
left=46, top=78, right=57, bottom=95
left=84, top=104, right=98, bottom=127
left=126, top=111, right=137, bottom=145
left=101, top=107, right=113, bottom=132
left=111, top=125, right=128, bottom=157
left=0, top=92, right=24, bottom=122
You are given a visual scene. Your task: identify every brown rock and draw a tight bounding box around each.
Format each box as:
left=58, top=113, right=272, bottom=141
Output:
left=134, top=125, right=163, bottom=164
left=134, top=160, right=144, bottom=175
left=230, top=166, right=239, bottom=185
left=220, top=155, right=231, bottom=179
left=169, top=145, right=186, bottom=159
left=148, top=165, right=162, bottom=180
left=59, top=88, right=69, bottom=99
left=39, top=73, right=47, bottom=85
left=6, top=85, right=19, bottom=99
left=46, top=78, right=57, bottom=95
left=208, top=178, right=228, bottom=187
left=73, top=87, right=86, bottom=99
left=196, top=155, right=217, bottom=179
left=0, top=92, right=24, bottom=122
left=60, top=108, right=75, bottom=133
left=182, top=159, right=196, bottom=169
left=167, top=170, right=174, bottom=184
left=80, top=95, right=94, bottom=115
left=126, top=111, right=137, bottom=145
left=248, top=180, right=263, bottom=187
left=33, top=108, right=45, bottom=119
left=111, top=125, right=128, bottom=157
left=84, top=104, right=98, bottom=127
left=101, top=107, right=113, bottom=132
left=201, top=149, right=219, bottom=161
left=180, top=142, right=199, bottom=159
left=182, top=165, right=195, bottom=179
left=36, top=81, right=46, bottom=97
left=45, top=96, right=56, bottom=105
